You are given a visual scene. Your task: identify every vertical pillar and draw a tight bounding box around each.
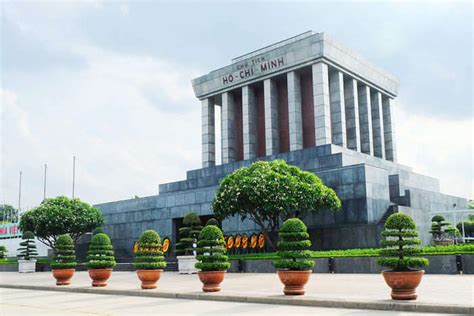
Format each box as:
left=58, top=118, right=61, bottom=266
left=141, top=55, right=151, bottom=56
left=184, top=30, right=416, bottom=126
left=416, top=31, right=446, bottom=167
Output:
left=358, top=84, right=373, bottom=155
left=329, top=70, right=347, bottom=147
left=344, top=78, right=361, bottom=151
left=382, top=96, right=397, bottom=162
left=312, top=63, right=332, bottom=146
left=242, top=85, right=257, bottom=160
left=264, top=79, right=279, bottom=155
left=201, top=98, right=215, bottom=167
left=287, top=71, right=303, bottom=151
left=221, top=92, right=235, bottom=164
left=371, top=90, right=385, bottom=159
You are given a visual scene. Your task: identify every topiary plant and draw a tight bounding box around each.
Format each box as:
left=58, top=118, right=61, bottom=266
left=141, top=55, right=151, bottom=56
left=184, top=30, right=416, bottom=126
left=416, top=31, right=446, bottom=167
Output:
left=206, top=218, right=219, bottom=227
left=377, top=213, right=429, bottom=271
left=50, top=234, right=77, bottom=269
left=430, top=215, right=450, bottom=241
left=86, top=233, right=116, bottom=269
left=273, top=218, right=314, bottom=271
left=195, top=225, right=230, bottom=271
left=134, top=230, right=167, bottom=270
left=92, top=227, right=104, bottom=235
left=175, top=212, right=202, bottom=256
left=0, top=246, right=7, bottom=259
left=17, top=231, right=38, bottom=260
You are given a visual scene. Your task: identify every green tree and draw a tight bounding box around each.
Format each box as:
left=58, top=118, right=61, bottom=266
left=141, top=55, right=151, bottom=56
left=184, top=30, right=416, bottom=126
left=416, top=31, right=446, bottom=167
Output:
left=19, top=196, right=103, bottom=248
left=86, top=233, right=116, bottom=269
left=134, top=230, right=167, bottom=270
left=17, top=231, right=38, bottom=260
left=430, top=215, right=450, bottom=241
left=212, top=160, right=341, bottom=250
left=195, top=225, right=230, bottom=271
left=50, top=234, right=77, bottom=269
left=273, top=218, right=314, bottom=270
left=175, top=212, right=202, bottom=256
left=205, top=218, right=220, bottom=227
left=0, top=245, right=8, bottom=259
left=377, top=213, right=428, bottom=271
left=0, top=204, right=18, bottom=223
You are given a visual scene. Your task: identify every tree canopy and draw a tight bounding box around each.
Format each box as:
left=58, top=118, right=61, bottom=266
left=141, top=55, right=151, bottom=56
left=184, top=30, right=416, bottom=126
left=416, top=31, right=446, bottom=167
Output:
left=212, top=160, right=341, bottom=249
left=19, top=196, right=103, bottom=248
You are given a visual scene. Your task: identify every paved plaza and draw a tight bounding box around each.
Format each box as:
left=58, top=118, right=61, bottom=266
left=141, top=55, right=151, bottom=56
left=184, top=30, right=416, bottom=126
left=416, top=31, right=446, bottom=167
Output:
left=0, top=272, right=472, bottom=314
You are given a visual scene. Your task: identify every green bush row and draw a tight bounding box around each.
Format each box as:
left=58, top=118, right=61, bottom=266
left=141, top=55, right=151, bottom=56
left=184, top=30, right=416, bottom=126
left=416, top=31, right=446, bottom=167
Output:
left=229, top=243, right=474, bottom=261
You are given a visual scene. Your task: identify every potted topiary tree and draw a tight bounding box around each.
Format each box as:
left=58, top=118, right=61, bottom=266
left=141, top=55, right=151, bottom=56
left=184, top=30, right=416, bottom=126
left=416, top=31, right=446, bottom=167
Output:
left=0, top=245, right=8, bottom=259
left=378, top=212, right=429, bottom=300
left=51, top=234, right=77, bottom=285
left=273, top=218, right=314, bottom=295
left=205, top=218, right=220, bottom=227
left=17, top=231, right=38, bottom=273
left=430, top=215, right=453, bottom=245
left=195, top=225, right=230, bottom=292
left=86, top=232, right=116, bottom=287
left=175, top=212, right=202, bottom=274
left=134, top=230, right=167, bottom=289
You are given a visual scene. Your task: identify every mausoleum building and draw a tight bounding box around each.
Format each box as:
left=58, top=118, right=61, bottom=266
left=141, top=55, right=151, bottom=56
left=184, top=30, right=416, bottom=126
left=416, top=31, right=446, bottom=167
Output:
left=94, top=32, right=466, bottom=260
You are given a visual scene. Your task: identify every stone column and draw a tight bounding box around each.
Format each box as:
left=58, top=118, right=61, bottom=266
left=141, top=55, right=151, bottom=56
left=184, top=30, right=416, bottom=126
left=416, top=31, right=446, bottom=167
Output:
left=370, top=90, right=385, bottom=159
left=312, top=63, right=332, bottom=146
left=287, top=71, right=303, bottom=151
left=264, top=79, right=279, bottom=155
left=329, top=70, right=347, bottom=147
left=242, top=85, right=257, bottom=160
left=221, top=92, right=235, bottom=164
left=344, top=78, right=361, bottom=152
left=357, top=84, right=373, bottom=155
left=382, top=96, right=397, bottom=162
left=201, top=98, right=215, bottom=167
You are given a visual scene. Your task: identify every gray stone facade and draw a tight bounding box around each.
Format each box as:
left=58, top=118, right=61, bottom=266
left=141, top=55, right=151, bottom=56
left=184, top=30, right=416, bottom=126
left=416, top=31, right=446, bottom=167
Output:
left=95, top=144, right=466, bottom=260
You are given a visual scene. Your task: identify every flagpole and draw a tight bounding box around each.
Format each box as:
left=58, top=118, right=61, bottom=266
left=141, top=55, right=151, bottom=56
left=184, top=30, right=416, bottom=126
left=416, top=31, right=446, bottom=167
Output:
left=72, top=156, right=76, bottom=199
left=18, top=171, right=22, bottom=214
left=43, top=164, right=47, bottom=201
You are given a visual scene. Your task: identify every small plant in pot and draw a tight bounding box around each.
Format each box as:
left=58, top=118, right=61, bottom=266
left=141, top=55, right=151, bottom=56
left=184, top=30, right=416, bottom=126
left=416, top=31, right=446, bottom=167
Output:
left=377, top=213, right=429, bottom=300
left=50, top=234, right=77, bottom=285
left=134, top=230, right=167, bottom=289
left=195, top=225, right=230, bottom=292
left=430, top=215, right=453, bottom=246
left=17, top=231, right=38, bottom=273
left=175, top=212, right=202, bottom=274
left=86, top=232, right=116, bottom=287
left=273, top=218, right=314, bottom=295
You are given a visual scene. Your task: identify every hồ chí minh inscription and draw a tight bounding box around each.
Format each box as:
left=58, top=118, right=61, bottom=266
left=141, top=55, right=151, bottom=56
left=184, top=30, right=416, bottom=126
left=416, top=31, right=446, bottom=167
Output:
left=221, top=57, right=285, bottom=85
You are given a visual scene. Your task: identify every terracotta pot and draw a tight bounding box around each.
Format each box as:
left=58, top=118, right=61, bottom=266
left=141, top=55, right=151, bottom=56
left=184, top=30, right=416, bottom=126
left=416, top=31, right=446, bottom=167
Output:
left=382, top=270, right=424, bottom=300
left=88, top=268, right=113, bottom=287
left=136, top=270, right=162, bottom=289
left=52, top=269, right=75, bottom=286
left=197, top=270, right=226, bottom=292
left=277, top=270, right=311, bottom=295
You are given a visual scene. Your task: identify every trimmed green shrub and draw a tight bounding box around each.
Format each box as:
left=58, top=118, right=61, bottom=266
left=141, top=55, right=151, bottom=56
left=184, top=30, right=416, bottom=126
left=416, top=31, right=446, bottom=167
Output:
left=134, top=230, right=167, bottom=270
left=92, top=227, right=104, bottom=235
left=377, top=213, right=428, bottom=271
left=17, top=231, right=38, bottom=260
left=195, top=225, right=230, bottom=271
left=0, top=246, right=8, bottom=259
left=50, top=234, right=77, bottom=269
left=175, top=212, right=202, bottom=256
left=86, top=233, right=116, bottom=269
left=273, top=218, right=314, bottom=271
left=457, top=215, right=474, bottom=238
left=430, top=215, right=450, bottom=241
left=206, top=218, right=219, bottom=227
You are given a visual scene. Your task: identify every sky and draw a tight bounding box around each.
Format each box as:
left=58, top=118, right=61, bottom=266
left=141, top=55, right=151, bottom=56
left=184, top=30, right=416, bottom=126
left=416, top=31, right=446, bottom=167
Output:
left=1, top=0, right=473, bottom=211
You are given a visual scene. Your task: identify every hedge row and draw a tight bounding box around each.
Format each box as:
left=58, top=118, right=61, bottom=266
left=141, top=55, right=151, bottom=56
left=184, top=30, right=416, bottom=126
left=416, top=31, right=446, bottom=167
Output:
left=229, top=244, right=474, bottom=260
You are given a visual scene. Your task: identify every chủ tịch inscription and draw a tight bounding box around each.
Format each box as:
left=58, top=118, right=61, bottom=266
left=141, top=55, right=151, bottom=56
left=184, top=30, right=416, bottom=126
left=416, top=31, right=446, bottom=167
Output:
left=221, top=57, right=285, bottom=85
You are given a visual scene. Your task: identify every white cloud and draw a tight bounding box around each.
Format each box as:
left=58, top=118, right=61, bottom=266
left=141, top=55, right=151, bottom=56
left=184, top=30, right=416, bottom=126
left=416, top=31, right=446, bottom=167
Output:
left=395, top=103, right=473, bottom=199
left=1, top=46, right=204, bottom=209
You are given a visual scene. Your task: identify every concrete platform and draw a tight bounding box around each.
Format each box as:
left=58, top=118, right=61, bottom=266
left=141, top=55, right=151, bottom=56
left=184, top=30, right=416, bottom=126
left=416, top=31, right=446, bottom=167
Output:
left=0, top=272, right=472, bottom=314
